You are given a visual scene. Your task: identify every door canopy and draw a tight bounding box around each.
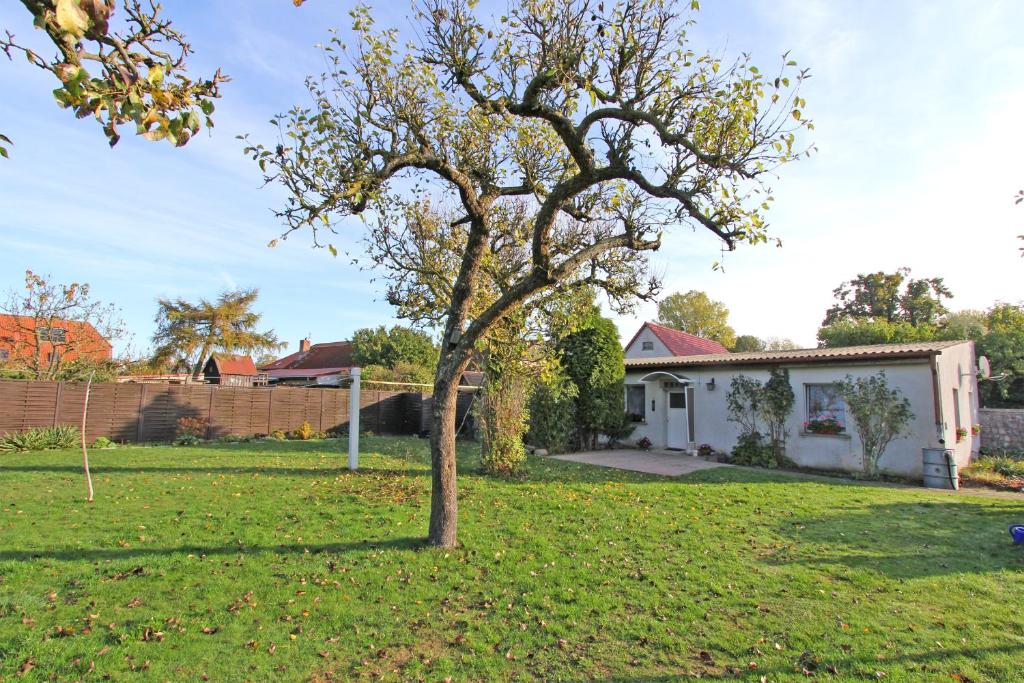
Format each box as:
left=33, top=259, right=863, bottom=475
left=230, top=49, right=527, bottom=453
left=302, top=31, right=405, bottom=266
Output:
left=638, top=371, right=692, bottom=384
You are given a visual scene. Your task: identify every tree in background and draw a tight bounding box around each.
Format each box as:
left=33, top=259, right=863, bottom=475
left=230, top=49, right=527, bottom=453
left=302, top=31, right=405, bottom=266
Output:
left=732, top=335, right=764, bottom=352
left=976, top=303, right=1024, bottom=408
left=818, top=268, right=952, bottom=347
left=351, top=325, right=439, bottom=373
left=0, top=270, right=126, bottom=380
left=360, top=361, right=436, bottom=389
left=941, top=310, right=987, bottom=342
left=821, top=268, right=951, bottom=327
left=1, top=0, right=224, bottom=155
left=245, top=0, right=811, bottom=546
left=657, top=290, right=736, bottom=349
left=732, top=335, right=800, bottom=352
left=764, top=337, right=800, bottom=351
left=559, top=311, right=629, bottom=450
left=835, top=371, right=913, bottom=477
left=817, top=318, right=937, bottom=348
left=151, top=288, right=281, bottom=381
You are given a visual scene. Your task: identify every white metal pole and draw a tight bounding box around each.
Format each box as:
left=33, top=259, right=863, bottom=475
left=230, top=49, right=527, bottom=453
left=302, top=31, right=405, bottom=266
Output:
left=348, top=367, right=360, bottom=470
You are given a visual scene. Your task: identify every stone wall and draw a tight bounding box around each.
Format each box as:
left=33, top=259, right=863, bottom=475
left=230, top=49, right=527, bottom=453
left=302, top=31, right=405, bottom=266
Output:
left=979, top=408, right=1024, bottom=452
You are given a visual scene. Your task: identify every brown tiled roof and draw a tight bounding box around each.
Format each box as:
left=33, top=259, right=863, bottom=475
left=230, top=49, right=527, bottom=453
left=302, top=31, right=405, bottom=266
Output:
left=209, top=354, right=258, bottom=376
left=261, top=341, right=354, bottom=372
left=625, top=340, right=966, bottom=369
left=625, top=322, right=729, bottom=356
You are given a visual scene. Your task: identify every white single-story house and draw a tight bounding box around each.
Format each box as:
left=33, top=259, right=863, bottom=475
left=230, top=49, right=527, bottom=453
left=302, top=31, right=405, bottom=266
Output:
left=623, top=336, right=980, bottom=478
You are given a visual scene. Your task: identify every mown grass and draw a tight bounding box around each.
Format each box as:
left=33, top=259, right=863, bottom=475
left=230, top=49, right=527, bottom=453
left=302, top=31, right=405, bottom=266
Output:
left=1, top=437, right=1023, bottom=681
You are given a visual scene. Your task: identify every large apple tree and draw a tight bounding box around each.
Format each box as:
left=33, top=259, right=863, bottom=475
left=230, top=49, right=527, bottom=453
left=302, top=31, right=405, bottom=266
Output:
left=245, top=0, right=811, bottom=547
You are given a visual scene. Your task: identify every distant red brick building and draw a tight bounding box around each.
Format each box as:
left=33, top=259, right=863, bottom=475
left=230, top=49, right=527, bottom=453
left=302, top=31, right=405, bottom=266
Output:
left=0, top=314, right=113, bottom=369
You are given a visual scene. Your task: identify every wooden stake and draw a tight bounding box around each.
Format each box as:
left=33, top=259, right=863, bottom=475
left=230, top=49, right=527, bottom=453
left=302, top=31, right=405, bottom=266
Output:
left=81, top=371, right=95, bottom=503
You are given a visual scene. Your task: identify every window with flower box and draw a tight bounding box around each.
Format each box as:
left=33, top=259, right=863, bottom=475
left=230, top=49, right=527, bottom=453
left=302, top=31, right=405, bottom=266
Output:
left=804, top=384, right=846, bottom=435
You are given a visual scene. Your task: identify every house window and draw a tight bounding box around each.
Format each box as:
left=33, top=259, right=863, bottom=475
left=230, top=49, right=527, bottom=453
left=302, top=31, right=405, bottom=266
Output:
left=39, top=327, right=67, bottom=343
left=952, top=388, right=962, bottom=433
left=805, top=384, right=845, bottom=434
left=0, top=349, right=8, bottom=361
left=47, top=350, right=61, bottom=364
left=641, top=341, right=654, bottom=351
left=626, top=385, right=646, bottom=422
left=669, top=392, right=686, bottom=409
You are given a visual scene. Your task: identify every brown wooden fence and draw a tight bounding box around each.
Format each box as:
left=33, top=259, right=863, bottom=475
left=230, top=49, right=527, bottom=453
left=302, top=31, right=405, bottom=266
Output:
left=0, top=380, right=475, bottom=443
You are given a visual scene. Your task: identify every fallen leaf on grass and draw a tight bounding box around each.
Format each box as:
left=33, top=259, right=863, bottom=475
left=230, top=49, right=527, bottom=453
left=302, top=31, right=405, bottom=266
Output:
left=125, top=597, right=143, bottom=608
left=141, top=627, right=164, bottom=642
left=17, top=658, right=34, bottom=676
left=111, top=566, right=145, bottom=581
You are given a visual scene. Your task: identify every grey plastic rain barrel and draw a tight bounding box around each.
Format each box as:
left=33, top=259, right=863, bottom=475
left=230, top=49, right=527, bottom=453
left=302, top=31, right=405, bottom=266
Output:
left=922, top=448, right=958, bottom=490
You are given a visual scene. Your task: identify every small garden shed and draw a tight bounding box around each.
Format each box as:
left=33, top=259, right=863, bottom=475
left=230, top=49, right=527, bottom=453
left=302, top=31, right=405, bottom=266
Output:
left=623, top=340, right=980, bottom=478
left=202, top=354, right=261, bottom=388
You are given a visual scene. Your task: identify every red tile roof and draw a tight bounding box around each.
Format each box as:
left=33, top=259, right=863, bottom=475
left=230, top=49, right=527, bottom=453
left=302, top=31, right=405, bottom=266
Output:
left=209, top=354, right=258, bottom=376
left=260, top=341, right=355, bottom=378
left=626, top=322, right=729, bottom=356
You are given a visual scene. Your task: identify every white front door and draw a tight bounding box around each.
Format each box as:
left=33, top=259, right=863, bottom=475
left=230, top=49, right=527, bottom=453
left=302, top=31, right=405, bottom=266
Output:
left=666, top=391, right=689, bottom=449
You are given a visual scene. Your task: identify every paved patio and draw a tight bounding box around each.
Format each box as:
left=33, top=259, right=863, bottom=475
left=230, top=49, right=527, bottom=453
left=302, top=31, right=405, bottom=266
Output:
left=551, top=449, right=728, bottom=476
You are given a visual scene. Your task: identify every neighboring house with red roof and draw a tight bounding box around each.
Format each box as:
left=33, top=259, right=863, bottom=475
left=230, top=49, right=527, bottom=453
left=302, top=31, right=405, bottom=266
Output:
left=623, top=321, right=729, bottom=360
left=259, top=338, right=354, bottom=386
left=202, top=354, right=263, bottom=387
left=0, top=313, right=112, bottom=377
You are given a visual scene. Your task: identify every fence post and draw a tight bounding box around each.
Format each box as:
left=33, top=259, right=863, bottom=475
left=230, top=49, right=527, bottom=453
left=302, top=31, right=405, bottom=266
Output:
left=53, top=381, right=64, bottom=426
left=348, top=368, right=360, bottom=470
left=136, top=384, right=148, bottom=442
left=266, top=388, right=274, bottom=434
left=206, top=387, right=215, bottom=439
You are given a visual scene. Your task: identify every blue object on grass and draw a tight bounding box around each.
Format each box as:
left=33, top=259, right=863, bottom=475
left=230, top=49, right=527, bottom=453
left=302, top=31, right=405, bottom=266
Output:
left=1010, top=525, right=1024, bottom=545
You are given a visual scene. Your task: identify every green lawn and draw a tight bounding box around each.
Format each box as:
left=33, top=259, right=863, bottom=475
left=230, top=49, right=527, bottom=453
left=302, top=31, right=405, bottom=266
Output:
left=1, top=438, right=1023, bottom=681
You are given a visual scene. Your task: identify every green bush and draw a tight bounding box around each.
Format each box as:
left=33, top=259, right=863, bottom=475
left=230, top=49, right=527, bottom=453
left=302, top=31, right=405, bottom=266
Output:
left=478, top=367, right=531, bottom=476
left=173, top=434, right=202, bottom=447
left=558, top=312, right=626, bottom=450
left=965, top=454, right=1024, bottom=479
left=90, top=436, right=116, bottom=449
left=526, top=367, right=577, bottom=454
left=0, top=425, right=80, bottom=452
left=729, top=432, right=775, bottom=468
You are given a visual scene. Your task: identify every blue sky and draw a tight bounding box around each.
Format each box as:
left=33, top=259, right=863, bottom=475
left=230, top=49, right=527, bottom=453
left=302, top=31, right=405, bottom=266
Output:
left=1, top=0, right=1022, bottom=357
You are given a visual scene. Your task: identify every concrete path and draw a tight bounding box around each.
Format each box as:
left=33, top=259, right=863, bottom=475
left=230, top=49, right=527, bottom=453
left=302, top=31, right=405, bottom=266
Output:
left=551, top=449, right=727, bottom=477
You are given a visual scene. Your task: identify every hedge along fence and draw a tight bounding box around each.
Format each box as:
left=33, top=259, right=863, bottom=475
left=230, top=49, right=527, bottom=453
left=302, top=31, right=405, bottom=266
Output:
left=0, top=380, right=460, bottom=444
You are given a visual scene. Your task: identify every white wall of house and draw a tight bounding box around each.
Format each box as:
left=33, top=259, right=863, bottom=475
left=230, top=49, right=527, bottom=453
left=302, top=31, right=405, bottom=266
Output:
left=624, top=343, right=979, bottom=479
left=623, top=326, right=671, bottom=359
left=934, top=343, right=980, bottom=465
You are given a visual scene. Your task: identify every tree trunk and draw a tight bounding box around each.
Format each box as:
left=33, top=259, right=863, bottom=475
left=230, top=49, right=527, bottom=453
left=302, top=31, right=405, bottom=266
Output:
left=191, top=343, right=210, bottom=382
left=427, top=348, right=470, bottom=548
